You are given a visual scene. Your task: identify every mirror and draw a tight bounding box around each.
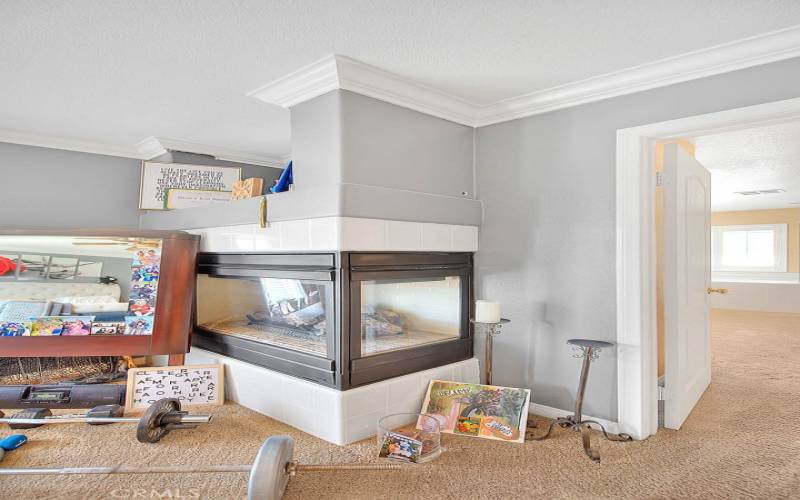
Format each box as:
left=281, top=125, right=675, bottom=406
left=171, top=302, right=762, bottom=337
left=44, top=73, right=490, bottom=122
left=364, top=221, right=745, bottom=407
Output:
left=0, top=235, right=163, bottom=337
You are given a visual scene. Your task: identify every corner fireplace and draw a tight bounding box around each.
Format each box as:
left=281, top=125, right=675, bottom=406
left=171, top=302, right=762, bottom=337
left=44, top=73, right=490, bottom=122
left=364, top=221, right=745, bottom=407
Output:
left=193, top=252, right=473, bottom=389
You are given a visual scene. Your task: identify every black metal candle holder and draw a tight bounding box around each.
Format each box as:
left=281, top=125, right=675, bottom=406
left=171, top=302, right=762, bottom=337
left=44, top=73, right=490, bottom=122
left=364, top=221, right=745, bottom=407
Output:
left=526, top=339, right=633, bottom=461
left=470, top=318, right=510, bottom=385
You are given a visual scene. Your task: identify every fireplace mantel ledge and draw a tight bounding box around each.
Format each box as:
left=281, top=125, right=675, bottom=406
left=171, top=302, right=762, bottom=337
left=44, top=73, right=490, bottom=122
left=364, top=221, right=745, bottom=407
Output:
left=186, top=218, right=478, bottom=253
left=139, top=183, right=482, bottom=231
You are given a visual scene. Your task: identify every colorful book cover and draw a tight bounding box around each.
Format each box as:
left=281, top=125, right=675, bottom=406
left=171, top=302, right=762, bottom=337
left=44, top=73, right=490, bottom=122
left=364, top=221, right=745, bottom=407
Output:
left=419, top=380, right=531, bottom=443
left=31, top=317, right=64, bottom=336
left=0, top=321, right=31, bottom=336
left=125, top=315, right=154, bottom=336
left=60, top=316, right=95, bottom=336
left=91, top=321, right=126, bottom=335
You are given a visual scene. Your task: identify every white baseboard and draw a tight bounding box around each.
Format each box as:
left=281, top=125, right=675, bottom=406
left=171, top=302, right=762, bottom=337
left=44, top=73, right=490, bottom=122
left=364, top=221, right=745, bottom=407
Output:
left=528, top=402, right=622, bottom=436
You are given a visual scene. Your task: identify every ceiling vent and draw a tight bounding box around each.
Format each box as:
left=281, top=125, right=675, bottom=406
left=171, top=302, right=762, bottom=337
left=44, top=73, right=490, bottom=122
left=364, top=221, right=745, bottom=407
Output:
left=735, top=189, right=785, bottom=196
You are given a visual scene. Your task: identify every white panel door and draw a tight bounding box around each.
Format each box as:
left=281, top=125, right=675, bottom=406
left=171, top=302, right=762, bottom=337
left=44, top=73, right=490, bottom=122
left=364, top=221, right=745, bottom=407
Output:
left=662, top=143, right=712, bottom=430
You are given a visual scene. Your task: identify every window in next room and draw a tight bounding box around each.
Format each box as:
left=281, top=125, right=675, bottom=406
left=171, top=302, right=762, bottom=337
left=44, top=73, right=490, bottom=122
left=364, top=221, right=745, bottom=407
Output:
left=711, top=223, right=787, bottom=273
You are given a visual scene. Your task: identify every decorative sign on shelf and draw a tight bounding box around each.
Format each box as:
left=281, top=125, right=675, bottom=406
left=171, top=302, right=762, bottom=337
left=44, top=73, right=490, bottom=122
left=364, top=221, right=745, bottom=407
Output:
left=164, top=188, right=232, bottom=209
left=139, top=161, right=241, bottom=210
left=125, top=364, right=225, bottom=409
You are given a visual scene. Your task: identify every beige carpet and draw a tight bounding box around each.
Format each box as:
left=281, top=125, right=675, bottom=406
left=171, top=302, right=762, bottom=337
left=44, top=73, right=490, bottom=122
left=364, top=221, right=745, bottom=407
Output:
left=2, top=309, right=799, bottom=499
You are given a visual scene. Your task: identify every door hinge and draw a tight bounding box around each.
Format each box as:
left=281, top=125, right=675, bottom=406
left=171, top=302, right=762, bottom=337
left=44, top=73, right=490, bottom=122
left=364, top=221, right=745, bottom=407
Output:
left=658, top=385, right=667, bottom=401
left=656, top=171, right=664, bottom=187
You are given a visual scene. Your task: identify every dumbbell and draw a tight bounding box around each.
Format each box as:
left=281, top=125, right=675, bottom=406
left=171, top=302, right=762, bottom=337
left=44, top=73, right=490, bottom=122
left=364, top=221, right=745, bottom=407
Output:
left=0, top=405, right=124, bottom=429
left=0, top=434, right=28, bottom=462
left=0, top=398, right=211, bottom=443
left=0, top=435, right=401, bottom=500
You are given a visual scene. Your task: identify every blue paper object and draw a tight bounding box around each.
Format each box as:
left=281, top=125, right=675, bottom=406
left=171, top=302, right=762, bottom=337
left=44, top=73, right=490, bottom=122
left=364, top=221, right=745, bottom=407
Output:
left=0, top=434, right=28, bottom=451
left=270, top=161, right=293, bottom=193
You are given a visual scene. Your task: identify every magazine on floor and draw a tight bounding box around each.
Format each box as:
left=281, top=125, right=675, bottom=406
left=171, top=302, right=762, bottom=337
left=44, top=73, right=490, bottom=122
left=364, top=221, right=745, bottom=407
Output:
left=419, top=380, right=531, bottom=443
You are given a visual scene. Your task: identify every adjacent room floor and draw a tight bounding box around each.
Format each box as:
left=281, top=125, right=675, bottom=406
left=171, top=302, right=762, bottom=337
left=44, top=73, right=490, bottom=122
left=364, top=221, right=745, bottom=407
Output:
left=2, top=309, right=798, bottom=499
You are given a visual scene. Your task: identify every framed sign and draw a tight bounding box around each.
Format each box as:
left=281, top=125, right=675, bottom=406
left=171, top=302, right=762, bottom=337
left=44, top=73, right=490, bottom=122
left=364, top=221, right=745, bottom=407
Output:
left=164, top=188, right=232, bottom=209
left=139, top=161, right=241, bottom=210
left=125, top=364, right=225, bottom=409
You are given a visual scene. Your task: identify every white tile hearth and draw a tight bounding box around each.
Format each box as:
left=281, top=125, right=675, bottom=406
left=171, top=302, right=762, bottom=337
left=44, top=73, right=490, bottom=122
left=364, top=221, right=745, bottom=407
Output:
left=186, top=347, right=480, bottom=445
left=187, top=217, right=478, bottom=252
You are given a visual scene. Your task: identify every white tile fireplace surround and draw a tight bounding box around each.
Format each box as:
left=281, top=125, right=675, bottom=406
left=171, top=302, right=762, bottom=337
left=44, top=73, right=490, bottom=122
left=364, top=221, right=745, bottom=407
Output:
left=184, top=216, right=480, bottom=444
left=187, top=347, right=480, bottom=445
left=186, top=217, right=478, bottom=253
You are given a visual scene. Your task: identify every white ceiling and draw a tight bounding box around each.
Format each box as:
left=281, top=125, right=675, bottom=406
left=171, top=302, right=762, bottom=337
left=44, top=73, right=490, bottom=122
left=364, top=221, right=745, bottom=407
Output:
left=2, top=1, right=800, bottom=160
left=695, top=120, right=800, bottom=211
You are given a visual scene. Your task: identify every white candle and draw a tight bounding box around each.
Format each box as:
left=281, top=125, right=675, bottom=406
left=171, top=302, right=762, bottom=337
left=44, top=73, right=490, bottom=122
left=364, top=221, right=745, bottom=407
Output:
left=475, top=300, right=501, bottom=323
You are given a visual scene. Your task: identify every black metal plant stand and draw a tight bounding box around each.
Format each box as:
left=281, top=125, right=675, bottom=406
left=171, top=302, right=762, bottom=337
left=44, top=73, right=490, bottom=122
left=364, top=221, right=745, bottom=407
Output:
left=526, top=339, right=632, bottom=462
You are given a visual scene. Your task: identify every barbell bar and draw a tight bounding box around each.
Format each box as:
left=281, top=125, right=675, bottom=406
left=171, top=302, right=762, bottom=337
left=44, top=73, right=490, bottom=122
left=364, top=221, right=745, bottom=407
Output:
left=0, top=415, right=210, bottom=425
left=0, top=435, right=401, bottom=500
left=0, top=398, right=211, bottom=443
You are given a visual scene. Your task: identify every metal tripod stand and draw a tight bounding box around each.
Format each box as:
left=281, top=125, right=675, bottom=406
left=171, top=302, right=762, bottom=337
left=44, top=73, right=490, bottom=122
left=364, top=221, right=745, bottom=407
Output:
left=526, top=339, right=632, bottom=461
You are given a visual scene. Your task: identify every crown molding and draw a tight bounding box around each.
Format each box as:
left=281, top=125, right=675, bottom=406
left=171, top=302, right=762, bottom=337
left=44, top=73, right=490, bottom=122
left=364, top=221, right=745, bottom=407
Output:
left=249, top=25, right=800, bottom=128
left=0, top=128, right=140, bottom=158
left=334, top=55, right=479, bottom=126
left=0, top=130, right=289, bottom=168
left=474, top=25, right=800, bottom=126
left=4, top=26, right=798, bottom=161
left=248, top=54, right=480, bottom=126
left=248, top=55, right=340, bottom=108
left=134, top=136, right=168, bottom=159
left=136, top=136, right=288, bottom=168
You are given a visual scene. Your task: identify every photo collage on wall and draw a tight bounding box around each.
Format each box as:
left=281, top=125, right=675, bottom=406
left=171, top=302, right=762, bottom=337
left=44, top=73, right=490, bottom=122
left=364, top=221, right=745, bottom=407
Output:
left=123, top=241, right=162, bottom=336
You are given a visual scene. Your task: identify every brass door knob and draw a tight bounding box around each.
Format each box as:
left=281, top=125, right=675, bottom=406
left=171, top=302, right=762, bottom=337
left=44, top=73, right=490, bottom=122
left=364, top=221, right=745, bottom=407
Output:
left=707, top=287, right=728, bottom=294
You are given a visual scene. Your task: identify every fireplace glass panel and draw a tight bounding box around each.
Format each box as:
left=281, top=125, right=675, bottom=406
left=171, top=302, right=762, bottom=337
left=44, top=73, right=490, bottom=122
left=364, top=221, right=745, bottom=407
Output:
left=360, top=276, right=461, bottom=356
left=196, top=274, right=332, bottom=357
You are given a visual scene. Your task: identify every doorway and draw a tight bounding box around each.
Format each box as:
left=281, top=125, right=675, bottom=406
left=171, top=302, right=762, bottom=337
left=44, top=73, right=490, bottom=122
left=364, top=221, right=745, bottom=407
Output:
left=656, top=122, right=800, bottom=429
left=615, top=97, right=800, bottom=440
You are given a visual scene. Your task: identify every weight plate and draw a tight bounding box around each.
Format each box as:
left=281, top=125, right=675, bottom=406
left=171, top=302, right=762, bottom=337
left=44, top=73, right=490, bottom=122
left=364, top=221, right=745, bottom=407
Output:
left=10, top=408, right=52, bottom=429
left=136, top=398, right=181, bottom=444
left=87, top=405, right=125, bottom=425
left=248, top=435, right=294, bottom=500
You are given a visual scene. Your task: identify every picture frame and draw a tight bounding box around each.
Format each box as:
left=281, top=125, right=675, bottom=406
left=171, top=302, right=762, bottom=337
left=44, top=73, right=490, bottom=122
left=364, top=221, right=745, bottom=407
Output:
left=139, top=161, right=241, bottom=210
left=125, top=364, right=225, bottom=410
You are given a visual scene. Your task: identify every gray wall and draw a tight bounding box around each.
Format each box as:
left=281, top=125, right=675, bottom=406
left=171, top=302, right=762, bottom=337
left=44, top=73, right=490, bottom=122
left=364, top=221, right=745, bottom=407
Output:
left=0, top=143, right=284, bottom=231
left=291, top=90, right=475, bottom=198
left=339, top=90, right=474, bottom=198
left=0, top=142, right=142, bottom=229
left=475, top=57, right=800, bottom=421
left=291, top=90, right=343, bottom=189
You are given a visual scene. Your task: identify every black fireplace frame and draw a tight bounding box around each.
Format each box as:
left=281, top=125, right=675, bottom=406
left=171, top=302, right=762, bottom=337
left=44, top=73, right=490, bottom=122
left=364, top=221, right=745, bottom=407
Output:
left=192, top=252, right=473, bottom=390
